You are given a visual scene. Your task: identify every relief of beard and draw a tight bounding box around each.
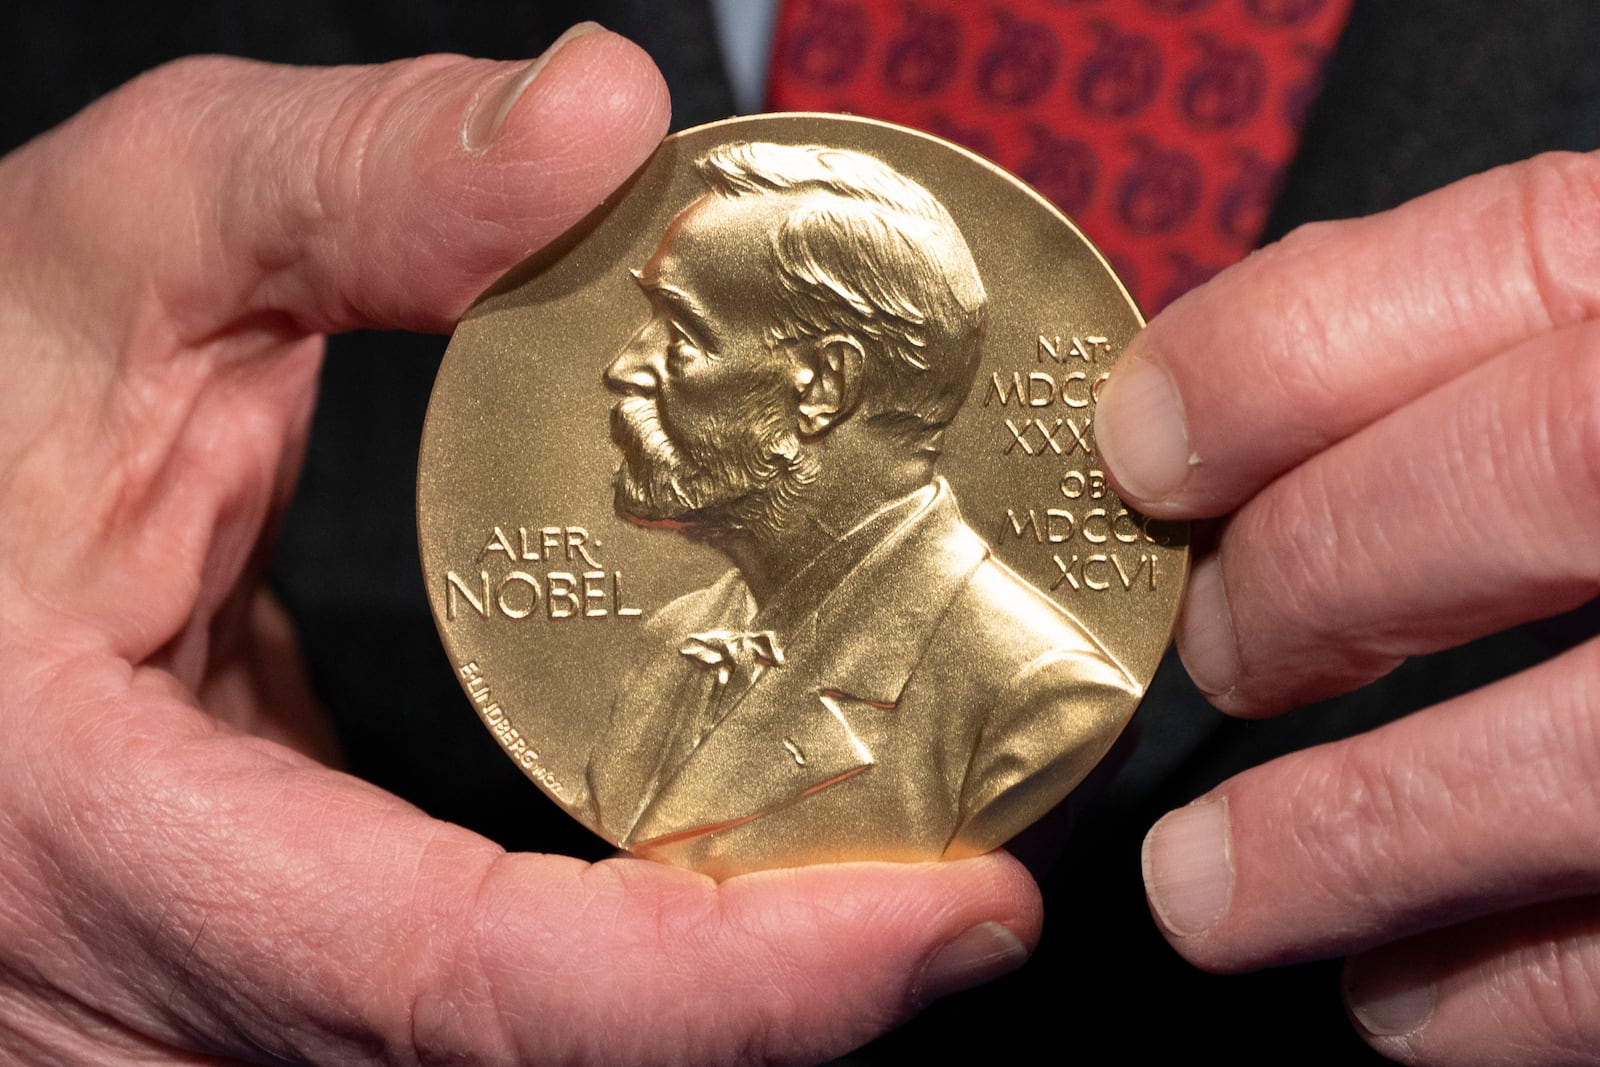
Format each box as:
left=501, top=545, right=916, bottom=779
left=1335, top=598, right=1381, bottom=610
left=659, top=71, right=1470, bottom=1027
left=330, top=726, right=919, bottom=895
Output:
left=609, top=393, right=817, bottom=544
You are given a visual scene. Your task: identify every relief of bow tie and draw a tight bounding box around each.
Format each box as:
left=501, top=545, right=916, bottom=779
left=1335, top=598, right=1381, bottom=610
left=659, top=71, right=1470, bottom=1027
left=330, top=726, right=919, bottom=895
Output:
left=680, top=630, right=786, bottom=687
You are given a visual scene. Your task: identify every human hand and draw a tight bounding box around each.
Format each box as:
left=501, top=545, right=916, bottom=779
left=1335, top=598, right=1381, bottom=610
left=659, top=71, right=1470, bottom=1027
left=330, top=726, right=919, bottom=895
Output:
left=0, top=28, right=1040, bottom=1064
left=1095, top=151, right=1600, bottom=1064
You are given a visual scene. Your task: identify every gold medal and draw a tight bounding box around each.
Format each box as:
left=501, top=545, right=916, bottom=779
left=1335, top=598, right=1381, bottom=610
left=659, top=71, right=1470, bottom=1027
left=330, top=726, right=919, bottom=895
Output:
left=418, top=114, right=1187, bottom=879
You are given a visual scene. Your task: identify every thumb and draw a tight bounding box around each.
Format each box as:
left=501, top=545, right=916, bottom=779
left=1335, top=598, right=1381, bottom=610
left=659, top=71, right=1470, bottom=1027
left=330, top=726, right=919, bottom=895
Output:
left=18, top=663, right=1040, bottom=1064
left=15, top=23, right=669, bottom=340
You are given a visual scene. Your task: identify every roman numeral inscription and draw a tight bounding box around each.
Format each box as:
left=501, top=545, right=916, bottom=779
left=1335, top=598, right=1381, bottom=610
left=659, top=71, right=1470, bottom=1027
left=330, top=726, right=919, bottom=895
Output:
left=1002, top=416, right=1094, bottom=457
left=984, top=333, right=1170, bottom=593
left=984, top=335, right=1114, bottom=457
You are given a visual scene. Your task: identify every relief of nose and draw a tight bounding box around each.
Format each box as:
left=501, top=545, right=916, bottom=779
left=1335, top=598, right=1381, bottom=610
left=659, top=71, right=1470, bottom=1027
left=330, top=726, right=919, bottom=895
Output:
left=604, top=320, right=666, bottom=393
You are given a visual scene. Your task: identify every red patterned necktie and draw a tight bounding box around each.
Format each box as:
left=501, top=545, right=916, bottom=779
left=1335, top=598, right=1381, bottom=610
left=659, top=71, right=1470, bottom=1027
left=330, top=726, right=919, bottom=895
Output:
left=766, top=0, right=1353, bottom=313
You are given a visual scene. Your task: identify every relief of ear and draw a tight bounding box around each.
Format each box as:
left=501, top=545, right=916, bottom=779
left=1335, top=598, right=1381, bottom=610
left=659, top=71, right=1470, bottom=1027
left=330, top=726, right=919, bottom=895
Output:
left=795, top=334, right=865, bottom=436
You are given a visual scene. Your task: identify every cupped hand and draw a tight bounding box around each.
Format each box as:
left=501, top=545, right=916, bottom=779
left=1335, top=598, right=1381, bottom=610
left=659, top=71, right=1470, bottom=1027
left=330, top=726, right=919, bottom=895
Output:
left=0, top=28, right=1039, bottom=1065
left=1096, top=152, right=1600, bottom=1064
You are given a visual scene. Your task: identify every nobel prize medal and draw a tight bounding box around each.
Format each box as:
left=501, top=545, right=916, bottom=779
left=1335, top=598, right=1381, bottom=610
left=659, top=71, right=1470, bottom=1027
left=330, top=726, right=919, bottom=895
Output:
left=418, top=114, right=1187, bottom=879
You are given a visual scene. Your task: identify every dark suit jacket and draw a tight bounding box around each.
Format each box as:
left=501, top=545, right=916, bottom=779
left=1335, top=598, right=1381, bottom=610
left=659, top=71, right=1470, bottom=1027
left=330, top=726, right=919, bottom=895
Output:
left=585, top=479, right=1138, bottom=878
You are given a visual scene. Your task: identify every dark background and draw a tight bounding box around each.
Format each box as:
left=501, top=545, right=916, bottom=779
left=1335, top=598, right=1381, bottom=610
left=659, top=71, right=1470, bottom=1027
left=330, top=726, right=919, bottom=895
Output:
left=5, top=2, right=1597, bottom=1062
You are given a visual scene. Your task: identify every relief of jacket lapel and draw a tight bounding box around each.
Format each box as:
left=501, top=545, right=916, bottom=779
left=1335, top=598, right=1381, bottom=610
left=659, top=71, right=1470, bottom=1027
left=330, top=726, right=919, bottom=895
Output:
left=622, top=480, right=989, bottom=849
left=623, top=660, right=876, bottom=848
left=590, top=570, right=748, bottom=843
left=807, top=479, right=988, bottom=704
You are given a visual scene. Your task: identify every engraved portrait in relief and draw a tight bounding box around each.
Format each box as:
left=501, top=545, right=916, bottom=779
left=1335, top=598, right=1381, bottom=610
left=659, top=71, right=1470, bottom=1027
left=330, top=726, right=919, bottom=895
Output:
left=585, top=141, right=1138, bottom=875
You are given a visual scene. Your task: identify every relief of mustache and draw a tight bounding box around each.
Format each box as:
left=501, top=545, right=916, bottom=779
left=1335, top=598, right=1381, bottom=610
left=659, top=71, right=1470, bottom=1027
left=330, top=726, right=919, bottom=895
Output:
left=610, top=395, right=698, bottom=514
left=611, top=397, right=677, bottom=467
left=609, top=394, right=816, bottom=534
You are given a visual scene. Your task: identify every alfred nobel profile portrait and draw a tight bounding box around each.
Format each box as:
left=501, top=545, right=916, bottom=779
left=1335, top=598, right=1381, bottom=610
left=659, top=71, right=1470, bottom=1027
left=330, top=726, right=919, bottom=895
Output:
left=585, top=140, right=1137, bottom=876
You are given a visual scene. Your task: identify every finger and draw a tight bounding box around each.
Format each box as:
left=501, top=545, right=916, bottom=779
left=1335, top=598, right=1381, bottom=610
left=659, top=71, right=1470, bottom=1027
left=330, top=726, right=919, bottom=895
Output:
left=1343, top=897, right=1600, bottom=1066
left=1141, top=639, right=1600, bottom=972
left=1, top=30, right=668, bottom=658
left=10, top=24, right=669, bottom=339
left=1174, top=317, right=1600, bottom=713
left=1094, top=150, right=1600, bottom=517
left=8, top=657, right=1039, bottom=1065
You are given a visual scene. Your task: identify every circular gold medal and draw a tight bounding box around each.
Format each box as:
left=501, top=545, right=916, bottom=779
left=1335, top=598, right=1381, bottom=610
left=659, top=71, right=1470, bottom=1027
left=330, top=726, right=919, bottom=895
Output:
left=418, top=114, right=1186, bottom=879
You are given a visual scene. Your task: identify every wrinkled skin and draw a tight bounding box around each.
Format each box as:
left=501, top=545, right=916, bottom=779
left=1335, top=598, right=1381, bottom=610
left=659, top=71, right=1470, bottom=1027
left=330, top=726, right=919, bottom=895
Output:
left=0, top=30, right=1041, bottom=1065
left=1099, top=151, right=1600, bottom=1066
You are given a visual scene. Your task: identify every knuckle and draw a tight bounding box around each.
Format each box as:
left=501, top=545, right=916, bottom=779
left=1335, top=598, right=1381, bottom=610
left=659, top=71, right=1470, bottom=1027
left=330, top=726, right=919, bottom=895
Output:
left=405, top=853, right=525, bottom=1066
left=1228, top=468, right=1403, bottom=706
left=1241, top=464, right=1342, bottom=627
left=40, top=56, right=253, bottom=209
left=1238, top=222, right=1350, bottom=412
left=409, top=855, right=806, bottom=1066
left=1286, top=742, right=1434, bottom=918
left=1515, top=645, right=1600, bottom=844
left=306, top=55, right=464, bottom=236
left=1502, top=936, right=1600, bottom=1059
left=112, top=54, right=245, bottom=111
left=1512, top=151, right=1600, bottom=330
left=1260, top=216, right=1347, bottom=278
left=1555, top=334, right=1600, bottom=533
left=1567, top=642, right=1600, bottom=779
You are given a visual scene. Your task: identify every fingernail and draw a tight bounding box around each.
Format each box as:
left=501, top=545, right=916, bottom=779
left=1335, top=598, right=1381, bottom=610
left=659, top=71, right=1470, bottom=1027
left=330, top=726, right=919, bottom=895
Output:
left=1345, top=952, right=1436, bottom=1038
left=1143, top=797, right=1233, bottom=938
left=1095, top=355, right=1193, bottom=502
left=1176, top=555, right=1241, bottom=698
left=914, top=921, right=1029, bottom=1005
left=461, top=22, right=604, bottom=151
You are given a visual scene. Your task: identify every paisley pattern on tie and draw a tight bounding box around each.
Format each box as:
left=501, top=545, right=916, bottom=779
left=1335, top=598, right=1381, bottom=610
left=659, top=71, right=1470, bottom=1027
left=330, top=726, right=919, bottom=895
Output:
left=767, top=0, right=1352, bottom=312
